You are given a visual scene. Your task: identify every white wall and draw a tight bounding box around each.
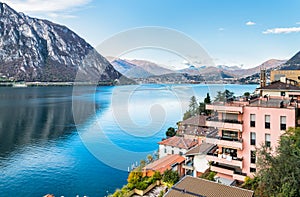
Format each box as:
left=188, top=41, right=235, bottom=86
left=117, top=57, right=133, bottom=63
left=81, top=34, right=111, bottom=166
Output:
left=193, top=155, right=210, bottom=177
left=159, top=144, right=187, bottom=158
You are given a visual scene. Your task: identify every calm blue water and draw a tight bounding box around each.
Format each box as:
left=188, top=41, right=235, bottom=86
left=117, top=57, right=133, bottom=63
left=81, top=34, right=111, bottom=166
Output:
left=0, top=84, right=257, bottom=197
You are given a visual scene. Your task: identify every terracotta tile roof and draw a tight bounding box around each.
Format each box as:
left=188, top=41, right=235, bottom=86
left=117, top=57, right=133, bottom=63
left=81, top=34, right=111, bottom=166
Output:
left=257, top=81, right=300, bottom=91
left=165, top=176, right=254, bottom=197
left=180, top=115, right=207, bottom=127
left=143, top=154, right=185, bottom=174
left=185, top=142, right=215, bottom=156
left=158, top=136, right=198, bottom=149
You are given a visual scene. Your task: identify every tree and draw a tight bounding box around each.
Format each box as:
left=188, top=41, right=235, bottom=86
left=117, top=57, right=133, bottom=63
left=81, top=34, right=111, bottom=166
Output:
left=214, top=89, right=234, bottom=102
left=162, top=169, right=179, bottom=186
left=127, top=171, right=143, bottom=184
left=166, top=127, right=176, bottom=137
left=255, top=127, right=300, bottom=197
left=183, top=110, right=192, bottom=120
left=224, top=89, right=234, bottom=98
left=153, top=171, right=162, bottom=181
left=204, top=93, right=211, bottom=104
left=197, top=102, right=205, bottom=114
left=188, top=96, right=198, bottom=116
left=140, top=159, right=146, bottom=168
left=244, top=92, right=250, bottom=97
left=198, top=93, right=212, bottom=115
left=147, top=154, right=153, bottom=163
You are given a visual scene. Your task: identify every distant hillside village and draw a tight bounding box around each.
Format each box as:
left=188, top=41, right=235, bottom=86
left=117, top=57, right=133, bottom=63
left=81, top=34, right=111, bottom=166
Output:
left=110, top=69, right=300, bottom=197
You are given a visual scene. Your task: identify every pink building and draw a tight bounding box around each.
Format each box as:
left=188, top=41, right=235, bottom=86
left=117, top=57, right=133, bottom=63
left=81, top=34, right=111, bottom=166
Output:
left=205, top=87, right=300, bottom=182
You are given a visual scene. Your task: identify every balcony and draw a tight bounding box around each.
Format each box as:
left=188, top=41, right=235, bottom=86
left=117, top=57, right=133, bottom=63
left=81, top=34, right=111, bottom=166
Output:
left=210, top=164, right=234, bottom=176
left=207, top=153, right=243, bottom=168
left=205, top=136, right=243, bottom=150
left=233, top=172, right=247, bottom=182
left=182, top=160, right=194, bottom=171
left=211, top=163, right=247, bottom=181
left=206, top=117, right=243, bottom=131
left=206, top=104, right=243, bottom=113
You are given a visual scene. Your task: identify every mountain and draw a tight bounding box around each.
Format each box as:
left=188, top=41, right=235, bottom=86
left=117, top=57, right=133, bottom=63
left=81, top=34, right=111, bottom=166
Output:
left=110, top=58, right=154, bottom=78
left=0, top=3, right=124, bottom=83
left=127, top=59, right=174, bottom=76
left=109, top=58, right=174, bottom=79
left=233, top=59, right=286, bottom=77
left=217, top=65, right=242, bottom=71
left=278, top=51, right=300, bottom=70
left=239, top=59, right=287, bottom=84
left=178, top=65, right=203, bottom=76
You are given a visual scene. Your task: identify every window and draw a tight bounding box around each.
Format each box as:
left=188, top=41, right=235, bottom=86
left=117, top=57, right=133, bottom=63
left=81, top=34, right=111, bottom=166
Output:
left=251, top=151, right=256, bottom=164
left=265, top=115, right=270, bottom=129
left=171, top=150, right=174, bottom=154
left=222, top=147, right=237, bottom=158
left=222, top=113, right=238, bottom=121
left=250, top=167, right=256, bottom=173
left=250, top=132, right=256, bottom=146
left=250, top=114, right=255, bottom=127
left=280, top=116, right=286, bottom=131
left=164, top=148, right=167, bottom=153
left=281, top=91, right=286, bottom=96
left=222, top=130, right=238, bottom=140
left=265, top=134, right=271, bottom=147
left=179, top=151, right=183, bottom=156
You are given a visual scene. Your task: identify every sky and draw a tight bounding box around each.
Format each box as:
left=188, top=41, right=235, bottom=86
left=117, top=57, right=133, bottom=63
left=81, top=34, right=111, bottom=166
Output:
left=3, top=0, right=300, bottom=69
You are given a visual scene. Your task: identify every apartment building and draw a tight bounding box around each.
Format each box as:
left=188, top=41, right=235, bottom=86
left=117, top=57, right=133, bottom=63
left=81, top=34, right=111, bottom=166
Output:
left=205, top=82, right=300, bottom=182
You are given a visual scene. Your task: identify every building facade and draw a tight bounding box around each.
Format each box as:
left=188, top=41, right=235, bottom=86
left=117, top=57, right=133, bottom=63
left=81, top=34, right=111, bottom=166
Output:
left=271, top=70, right=300, bottom=85
left=158, top=136, right=198, bottom=159
left=205, top=93, right=300, bottom=182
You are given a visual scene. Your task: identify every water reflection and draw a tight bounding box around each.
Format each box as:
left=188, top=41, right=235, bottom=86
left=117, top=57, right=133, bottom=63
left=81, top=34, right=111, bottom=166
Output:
left=0, top=87, right=97, bottom=157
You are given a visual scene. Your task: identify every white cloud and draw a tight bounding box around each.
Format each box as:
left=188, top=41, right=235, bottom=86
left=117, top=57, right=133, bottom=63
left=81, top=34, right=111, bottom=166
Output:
left=182, top=60, right=189, bottom=65
left=48, top=13, right=77, bottom=19
left=246, top=21, right=256, bottom=26
left=218, top=27, right=225, bottom=31
left=2, top=0, right=91, bottom=16
left=296, top=22, right=300, bottom=25
left=263, top=27, right=300, bottom=34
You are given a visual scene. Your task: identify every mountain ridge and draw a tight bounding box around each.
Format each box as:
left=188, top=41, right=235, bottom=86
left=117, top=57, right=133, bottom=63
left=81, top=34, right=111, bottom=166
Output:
left=0, top=2, right=125, bottom=83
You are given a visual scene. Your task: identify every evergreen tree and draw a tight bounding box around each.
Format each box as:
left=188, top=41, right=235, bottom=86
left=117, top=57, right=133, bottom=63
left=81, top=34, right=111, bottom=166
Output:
left=189, top=96, right=198, bottom=116
left=183, top=110, right=192, bottom=120
left=204, top=93, right=211, bottom=104
left=214, top=89, right=234, bottom=102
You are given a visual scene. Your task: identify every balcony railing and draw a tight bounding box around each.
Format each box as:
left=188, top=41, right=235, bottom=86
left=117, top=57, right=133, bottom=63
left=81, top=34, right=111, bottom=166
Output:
left=211, top=163, right=246, bottom=181
left=207, top=154, right=243, bottom=168
left=206, top=117, right=243, bottom=131
left=205, top=136, right=243, bottom=150
left=206, top=104, right=243, bottom=113
left=182, top=163, right=194, bottom=171
left=207, top=117, right=243, bottom=124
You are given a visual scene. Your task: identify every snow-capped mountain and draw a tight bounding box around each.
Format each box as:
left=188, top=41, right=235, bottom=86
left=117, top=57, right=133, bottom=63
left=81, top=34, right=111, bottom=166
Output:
left=0, top=2, right=123, bottom=82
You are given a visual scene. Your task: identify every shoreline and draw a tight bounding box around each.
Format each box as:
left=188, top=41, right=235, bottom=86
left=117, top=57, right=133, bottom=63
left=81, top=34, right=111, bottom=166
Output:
left=0, top=81, right=259, bottom=87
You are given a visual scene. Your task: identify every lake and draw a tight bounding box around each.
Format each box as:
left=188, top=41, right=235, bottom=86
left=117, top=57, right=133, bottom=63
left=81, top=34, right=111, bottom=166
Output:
left=0, top=84, right=257, bottom=196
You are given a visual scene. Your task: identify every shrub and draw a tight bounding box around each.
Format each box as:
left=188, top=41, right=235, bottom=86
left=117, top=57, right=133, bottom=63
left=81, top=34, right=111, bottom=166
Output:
left=162, top=169, right=179, bottom=185
left=158, top=190, right=165, bottom=197
left=153, top=171, right=162, bottom=181
left=200, top=171, right=216, bottom=181
left=136, top=181, right=149, bottom=190
left=127, top=171, right=143, bottom=184
left=126, top=182, right=135, bottom=190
